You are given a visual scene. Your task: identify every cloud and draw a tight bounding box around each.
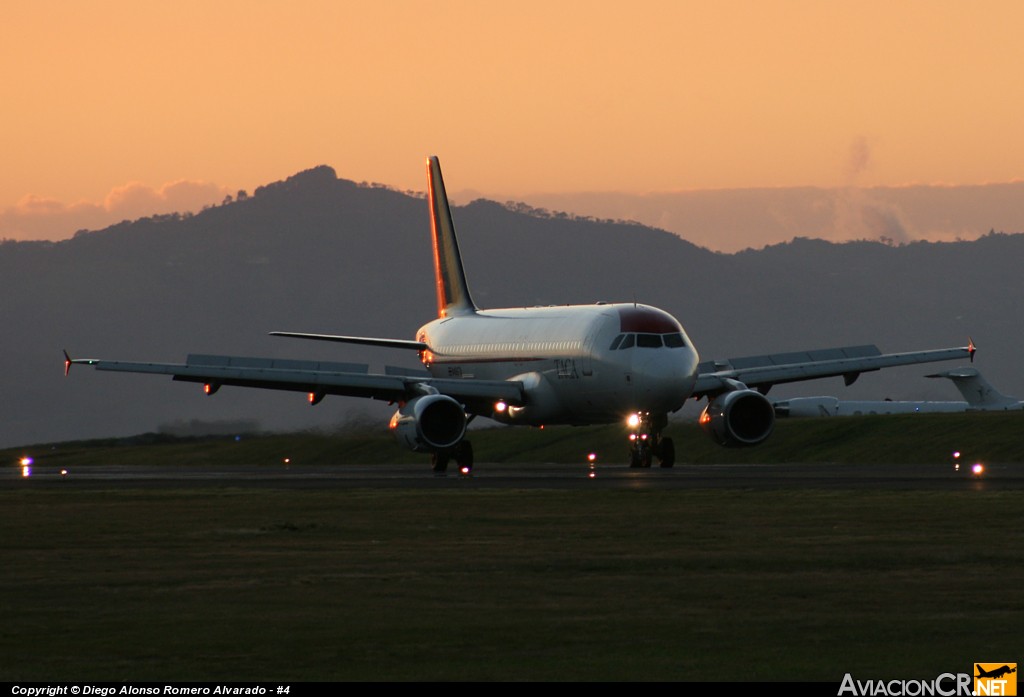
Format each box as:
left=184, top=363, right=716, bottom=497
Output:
left=831, top=188, right=912, bottom=245
left=0, top=180, right=232, bottom=241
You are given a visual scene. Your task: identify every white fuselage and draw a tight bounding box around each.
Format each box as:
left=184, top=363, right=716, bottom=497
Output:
left=416, top=303, right=699, bottom=425
left=774, top=395, right=1023, bottom=417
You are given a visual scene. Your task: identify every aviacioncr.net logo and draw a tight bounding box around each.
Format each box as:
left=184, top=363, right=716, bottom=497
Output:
left=838, top=673, right=972, bottom=696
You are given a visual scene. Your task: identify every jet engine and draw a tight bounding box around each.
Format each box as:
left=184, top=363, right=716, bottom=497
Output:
left=700, top=389, right=775, bottom=447
left=389, top=394, right=467, bottom=453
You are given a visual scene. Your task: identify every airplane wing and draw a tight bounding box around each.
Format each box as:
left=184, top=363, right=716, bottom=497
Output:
left=65, top=352, right=524, bottom=415
left=692, top=343, right=975, bottom=397
left=268, top=331, right=429, bottom=351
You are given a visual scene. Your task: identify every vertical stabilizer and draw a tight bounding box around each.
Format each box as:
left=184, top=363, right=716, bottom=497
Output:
left=427, top=156, right=477, bottom=317
left=928, top=367, right=1019, bottom=408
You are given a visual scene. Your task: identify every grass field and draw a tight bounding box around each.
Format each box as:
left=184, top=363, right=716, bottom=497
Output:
left=2, top=414, right=1022, bottom=681
left=5, top=411, right=1024, bottom=469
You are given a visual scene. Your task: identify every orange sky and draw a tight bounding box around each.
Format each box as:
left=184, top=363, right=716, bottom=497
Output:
left=3, top=1, right=1023, bottom=241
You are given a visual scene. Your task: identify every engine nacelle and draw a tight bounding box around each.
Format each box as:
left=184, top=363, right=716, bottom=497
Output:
left=700, top=389, right=775, bottom=447
left=388, top=394, right=467, bottom=453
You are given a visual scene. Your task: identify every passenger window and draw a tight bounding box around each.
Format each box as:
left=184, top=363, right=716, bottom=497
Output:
left=620, top=334, right=635, bottom=349
left=663, top=332, right=685, bottom=348
left=637, top=334, right=663, bottom=348
left=609, top=334, right=624, bottom=350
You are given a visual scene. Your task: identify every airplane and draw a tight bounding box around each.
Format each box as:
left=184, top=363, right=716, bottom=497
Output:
left=64, top=156, right=976, bottom=473
left=773, top=367, right=1020, bottom=417
left=976, top=665, right=1016, bottom=680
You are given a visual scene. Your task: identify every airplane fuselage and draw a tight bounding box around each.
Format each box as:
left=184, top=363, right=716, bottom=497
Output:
left=417, top=302, right=699, bottom=425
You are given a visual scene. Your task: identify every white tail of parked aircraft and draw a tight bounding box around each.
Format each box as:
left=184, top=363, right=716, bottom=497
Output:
left=773, top=366, right=1018, bottom=417
left=65, top=157, right=976, bottom=471
left=928, top=367, right=1021, bottom=409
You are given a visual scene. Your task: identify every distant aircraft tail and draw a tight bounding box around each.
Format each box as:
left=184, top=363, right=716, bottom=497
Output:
left=927, top=367, right=1020, bottom=409
left=426, top=156, right=477, bottom=317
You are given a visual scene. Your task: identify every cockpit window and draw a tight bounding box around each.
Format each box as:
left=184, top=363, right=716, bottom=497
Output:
left=663, top=332, right=685, bottom=348
left=611, top=332, right=685, bottom=350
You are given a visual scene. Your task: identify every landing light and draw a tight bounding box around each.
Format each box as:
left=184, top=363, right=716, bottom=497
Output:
left=971, top=463, right=984, bottom=477
left=495, top=401, right=507, bottom=413
left=627, top=413, right=641, bottom=429
left=460, top=465, right=472, bottom=476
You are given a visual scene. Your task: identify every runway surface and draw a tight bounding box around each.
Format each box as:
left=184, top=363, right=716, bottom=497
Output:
left=4, top=460, right=1021, bottom=490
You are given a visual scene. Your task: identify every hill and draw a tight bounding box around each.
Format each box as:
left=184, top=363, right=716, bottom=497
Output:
left=2, top=165, right=1021, bottom=448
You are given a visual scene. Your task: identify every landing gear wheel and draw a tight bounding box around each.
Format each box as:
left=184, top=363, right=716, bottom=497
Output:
left=658, top=437, right=675, bottom=468
left=431, top=452, right=449, bottom=474
left=455, top=440, right=474, bottom=474
left=629, top=450, right=642, bottom=468
left=641, top=449, right=653, bottom=468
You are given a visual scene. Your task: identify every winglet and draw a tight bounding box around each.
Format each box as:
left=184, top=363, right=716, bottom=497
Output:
left=63, top=350, right=99, bottom=375
left=426, top=156, right=477, bottom=317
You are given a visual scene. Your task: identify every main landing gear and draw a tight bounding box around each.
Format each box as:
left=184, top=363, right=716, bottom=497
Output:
left=627, top=412, right=675, bottom=468
left=432, top=440, right=474, bottom=474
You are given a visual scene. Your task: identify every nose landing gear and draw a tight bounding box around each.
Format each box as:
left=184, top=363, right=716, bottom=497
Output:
left=627, top=412, right=675, bottom=468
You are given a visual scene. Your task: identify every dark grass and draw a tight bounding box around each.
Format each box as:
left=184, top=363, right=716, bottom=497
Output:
left=2, top=487, right=1022, bottom=681
left=3, top=413, right=1022, bottom=680
left=5, top=411, right=1024, bottom=468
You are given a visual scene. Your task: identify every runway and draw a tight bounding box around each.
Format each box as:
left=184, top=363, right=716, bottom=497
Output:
left=4, top=460, right=1021, bottom=490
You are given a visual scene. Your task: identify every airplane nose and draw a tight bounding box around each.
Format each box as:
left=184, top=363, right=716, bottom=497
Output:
left=632, top=349, right=696, bottom=411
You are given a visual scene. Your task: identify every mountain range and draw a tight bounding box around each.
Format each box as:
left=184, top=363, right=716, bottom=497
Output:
left=2, top=165, right=1020, bottom=449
